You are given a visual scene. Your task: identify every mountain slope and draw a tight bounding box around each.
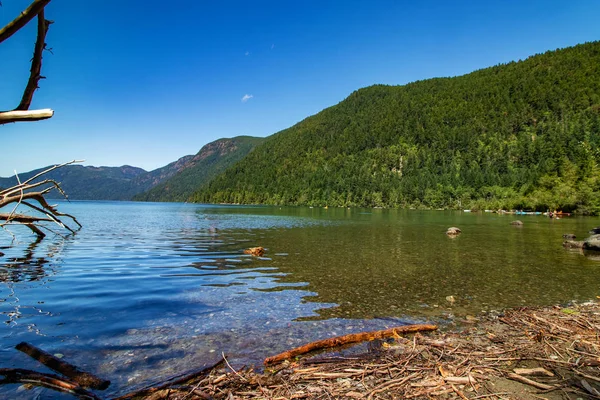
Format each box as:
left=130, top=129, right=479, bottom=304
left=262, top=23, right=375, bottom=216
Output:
left=133, top=136, right=264, bottom=202
left=195, top=42, right=600, bottom=213
left=0, top=137, right=264, bottom=201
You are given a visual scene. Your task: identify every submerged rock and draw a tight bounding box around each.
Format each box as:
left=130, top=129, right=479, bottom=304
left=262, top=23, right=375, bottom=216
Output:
left=563, top=233, right=576, bottom=239
left=510, top=220, right=523, bottom=226
left=446, top=227, right=461, bottom=236
left=590, top=227, right=600, bottom=234
left=563, top=240, right=584, bottom=249
left=583, top=234, right=600, bottom=251
left=244, top=246, right=265, bottom=256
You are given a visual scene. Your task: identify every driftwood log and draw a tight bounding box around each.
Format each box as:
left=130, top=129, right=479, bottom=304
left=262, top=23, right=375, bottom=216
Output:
left=114, top=358, right=224, bottom=400
left=0, top=368, right=102, bottom=400
left=264, top=324, right=438, bottom=365
left=15, top=342, right=110, bottom=390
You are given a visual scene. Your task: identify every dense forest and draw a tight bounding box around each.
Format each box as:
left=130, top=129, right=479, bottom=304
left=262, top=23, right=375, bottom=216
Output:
left=194, top=42, right=600, bottom=214
left=134, top=136, right=264, bottom=202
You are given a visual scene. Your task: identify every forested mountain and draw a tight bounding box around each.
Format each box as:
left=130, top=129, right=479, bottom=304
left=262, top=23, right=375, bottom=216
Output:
left=0, top=137, right=263, bottom=201
left=133, top=136, right=264, bottom=202
left=195, top=42, right=600, bottom=214
left=0, top=165, right=149, bottom=200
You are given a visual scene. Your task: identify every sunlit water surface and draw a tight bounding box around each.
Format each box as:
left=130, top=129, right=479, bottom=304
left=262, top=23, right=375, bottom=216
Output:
left=1, top=201, right=599, bottom=397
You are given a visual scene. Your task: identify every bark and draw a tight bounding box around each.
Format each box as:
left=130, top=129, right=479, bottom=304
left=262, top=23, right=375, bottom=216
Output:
left=0, top=0, right=51, bottom=44
left=0, top=368, right=102, bottom=400
left=264, top=324, right=438, bottom=365
left=16, top=342, right=110, bottom=390
left=17, top=10, right=52, bottom=111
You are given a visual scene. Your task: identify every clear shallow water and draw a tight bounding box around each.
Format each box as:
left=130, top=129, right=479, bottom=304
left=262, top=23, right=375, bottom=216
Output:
left=1, top=201, right=599, bottom=397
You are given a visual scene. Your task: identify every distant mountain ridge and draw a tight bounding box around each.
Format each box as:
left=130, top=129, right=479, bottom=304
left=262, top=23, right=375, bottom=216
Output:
left=133, top=136, right=265, bottom=202
left=0, top=136, right=264, bottom=201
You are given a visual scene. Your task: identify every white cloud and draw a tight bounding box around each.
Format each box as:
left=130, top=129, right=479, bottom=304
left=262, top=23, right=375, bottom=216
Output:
left=241, top=94, right=253, bottom=103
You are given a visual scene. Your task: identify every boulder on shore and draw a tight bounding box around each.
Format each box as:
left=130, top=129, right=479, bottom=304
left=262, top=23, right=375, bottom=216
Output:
left=446, top=227, right=461, bottom=236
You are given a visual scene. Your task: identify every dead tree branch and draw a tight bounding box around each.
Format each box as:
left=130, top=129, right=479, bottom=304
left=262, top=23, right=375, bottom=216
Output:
left=0, top=160, right=83, bottom=239
left=0, top=0, right=53, bottom=125
left=0, top=0, right=51, bottom=44
left=17, top=9, right=52, bottom=111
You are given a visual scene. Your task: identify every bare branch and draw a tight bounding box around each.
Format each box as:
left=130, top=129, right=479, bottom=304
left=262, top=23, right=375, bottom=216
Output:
left=0, top=161, right=83, bottom=240
left=21, top=160, right=84, bottom=187
left=0, top=0, right=51, bottom=44
left=0, top=109, right=54, bottom=124
left=0, top=213, right=53, bottom=223
left=17, top=10, right=52, bottom=111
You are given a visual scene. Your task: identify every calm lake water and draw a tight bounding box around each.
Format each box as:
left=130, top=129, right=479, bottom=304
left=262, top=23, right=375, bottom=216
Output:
left=1, top=201, right=599, bottom=397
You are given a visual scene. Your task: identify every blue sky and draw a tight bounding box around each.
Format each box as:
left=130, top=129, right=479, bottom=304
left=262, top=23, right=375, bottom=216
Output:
left=1, top=1, right=599, bottom=176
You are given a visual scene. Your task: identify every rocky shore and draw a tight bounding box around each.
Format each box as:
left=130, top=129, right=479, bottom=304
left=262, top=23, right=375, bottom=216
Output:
left=119, top=300, right=600, bottom=400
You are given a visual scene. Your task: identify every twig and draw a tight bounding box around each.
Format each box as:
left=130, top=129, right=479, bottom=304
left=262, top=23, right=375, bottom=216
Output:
left=222, top=352, right=248, bottom=382
left=507, top=372, right=558, bottom=391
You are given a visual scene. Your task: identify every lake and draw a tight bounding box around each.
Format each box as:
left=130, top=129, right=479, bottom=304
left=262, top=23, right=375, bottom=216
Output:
left=1, top=201, right=599, bottom=397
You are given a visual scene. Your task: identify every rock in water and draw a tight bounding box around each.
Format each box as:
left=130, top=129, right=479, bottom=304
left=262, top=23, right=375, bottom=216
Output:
left=563, top=240, right=584, bottom=249
left=563, top=233, right=576, bottom=239
left=511, top=220, right=523, bottom=226
left=244, top=246, right=265, bottom=256
left=446, top=227, right=461, bottom=236
left=583, top=234, right=600, bottom=251
left=590, top=227, right=600, bottom=234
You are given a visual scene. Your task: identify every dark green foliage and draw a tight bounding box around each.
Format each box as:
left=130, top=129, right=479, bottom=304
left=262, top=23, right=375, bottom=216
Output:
left=195, top=42, right=600, bottom=214
left=133, top=136, right=264, bottom=202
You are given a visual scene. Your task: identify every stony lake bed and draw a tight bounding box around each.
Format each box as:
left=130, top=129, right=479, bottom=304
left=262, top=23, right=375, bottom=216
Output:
left=1, top=201, right=600, bottom=398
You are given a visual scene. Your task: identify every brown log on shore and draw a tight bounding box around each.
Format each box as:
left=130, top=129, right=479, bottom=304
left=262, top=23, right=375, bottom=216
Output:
left=0, top=368, right=102, bottom=400
left=15, top=342, right=110, bottom=390
left=113, top=358, right=224, bottom=400
left=264, top=324, right=438, bottom=365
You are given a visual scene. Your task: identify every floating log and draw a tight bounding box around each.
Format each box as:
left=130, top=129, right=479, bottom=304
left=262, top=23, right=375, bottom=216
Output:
left=0, top=368, right=102, bottom=400
left=264, top=324, right=438, bottom=365
left=15, top=342, right=110, bottom=390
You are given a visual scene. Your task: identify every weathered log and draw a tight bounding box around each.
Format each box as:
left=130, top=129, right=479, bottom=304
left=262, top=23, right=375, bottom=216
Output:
left=264, top=324, right=438, bottom=365
left=15, top=342, right=110, bottom=390
left=114, top=358, right=224, bottom=400
left=0, top=108, right=54, bottom=124
left=0, top=368, right=102, bottom=400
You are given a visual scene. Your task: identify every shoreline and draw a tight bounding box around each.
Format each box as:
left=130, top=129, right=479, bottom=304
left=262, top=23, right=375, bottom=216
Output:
left=115, top=299, right=600, bottom=399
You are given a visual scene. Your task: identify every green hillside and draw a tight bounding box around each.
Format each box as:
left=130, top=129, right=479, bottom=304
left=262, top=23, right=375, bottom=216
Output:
left=195, top=42, right=600, bottom=214
left=133, top=136, right=264, bottom=202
